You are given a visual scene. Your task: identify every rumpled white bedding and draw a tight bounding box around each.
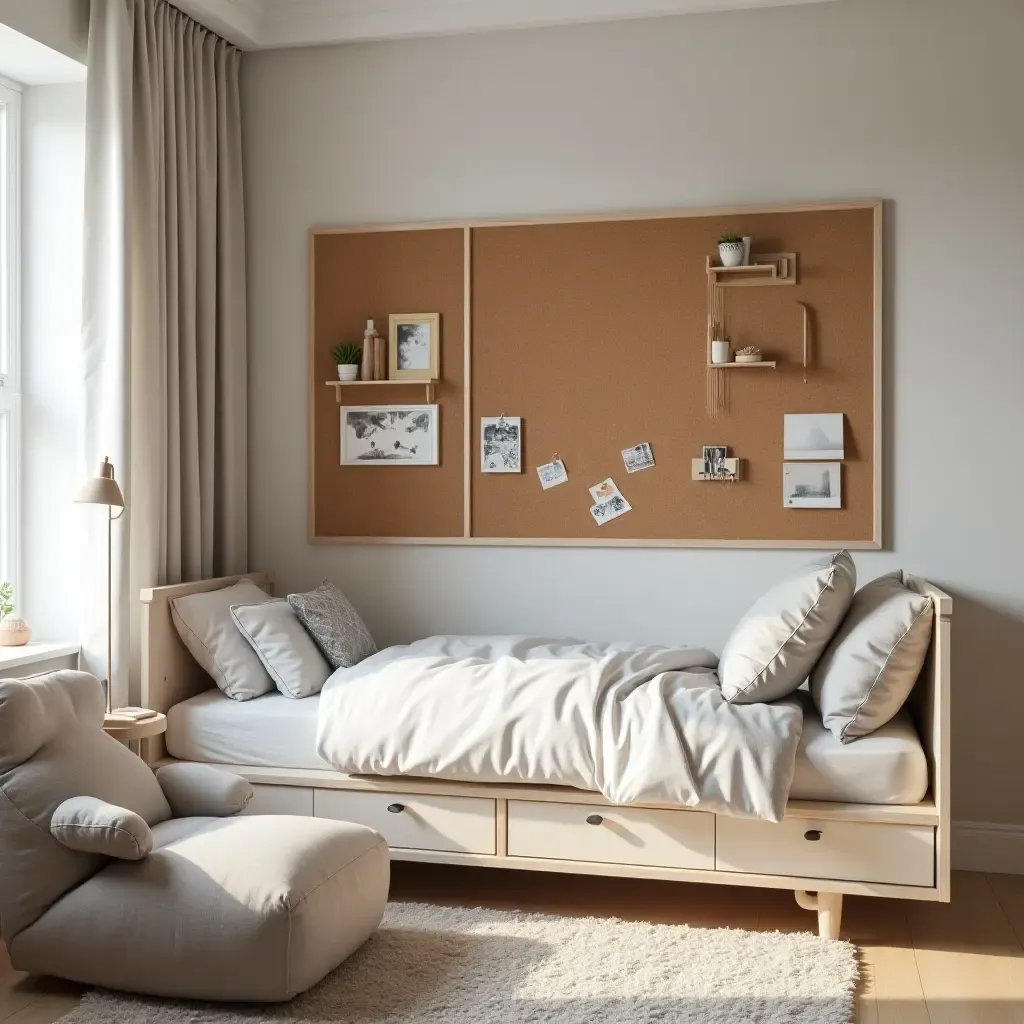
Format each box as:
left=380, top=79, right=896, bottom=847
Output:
left=316, top=636, right=804, bottom=822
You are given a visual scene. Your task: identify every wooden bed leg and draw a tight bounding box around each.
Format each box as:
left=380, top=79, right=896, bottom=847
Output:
left=794, top=890, right=843, bottom=939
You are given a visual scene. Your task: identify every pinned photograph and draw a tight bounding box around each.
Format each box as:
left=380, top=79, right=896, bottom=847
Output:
left=340, top=405, right=439, bottom=466
left=702, top=445, right=729, bottom=479
left=536, top=459, right=568, bottom=490
left=783, top=462, right=842, bottom=509
left=784, top=413, right=845, bottom=460
left=481, top=416, right=522, bottom=473
left=589, top=478, right=622, bottom=503
left=622, top=442, right=656, bottom=473
left=388, top=313, right=440, bottom=380
left=591, top=494, right=632, bottom=526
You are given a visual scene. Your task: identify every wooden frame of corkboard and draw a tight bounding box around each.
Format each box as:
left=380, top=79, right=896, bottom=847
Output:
left=309, top=200, right=882, bottom=549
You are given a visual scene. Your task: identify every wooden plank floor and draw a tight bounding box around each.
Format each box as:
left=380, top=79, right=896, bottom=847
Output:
left=2, top=868, right=1022, bottom=1022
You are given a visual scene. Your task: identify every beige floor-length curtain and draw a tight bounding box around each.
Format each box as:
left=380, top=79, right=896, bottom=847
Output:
left=82, top=0, right=247, bottom=706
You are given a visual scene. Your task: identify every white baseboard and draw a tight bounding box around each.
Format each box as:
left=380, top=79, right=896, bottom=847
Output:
left=952, top=820, right=1024, bottom=874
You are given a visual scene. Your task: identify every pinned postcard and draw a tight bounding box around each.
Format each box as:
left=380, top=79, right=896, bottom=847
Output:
left=536, top=459, right=568, bottom=490
left=589, top=477, right=622, bottom=503
left=622, top=442, right=655, bottom=473
left=590, top=493, right=632, bottom=526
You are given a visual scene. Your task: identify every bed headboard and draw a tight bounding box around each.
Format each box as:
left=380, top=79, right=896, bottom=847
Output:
left=905, top=575, right=952, bottom=900
left=139, top=572, right=274, bottom=763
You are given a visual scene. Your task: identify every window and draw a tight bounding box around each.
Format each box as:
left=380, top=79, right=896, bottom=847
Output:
left=0, top=77, right=21, bottom=594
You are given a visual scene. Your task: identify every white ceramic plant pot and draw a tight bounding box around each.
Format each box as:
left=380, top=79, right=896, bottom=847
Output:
left=0, top=617, right=30, bottom=647
left=337, top=364, right=359, bottom=382
left=718, top=241, right=745, bottom=267
left=711, top=340, right=731, bottom=365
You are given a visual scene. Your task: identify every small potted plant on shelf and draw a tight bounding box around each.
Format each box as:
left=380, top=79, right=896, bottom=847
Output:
left=718, top=234, right=746, bottom=268
left=330, top=343, right=363, bottom=382
left=0, top=582, right=30, bottom=647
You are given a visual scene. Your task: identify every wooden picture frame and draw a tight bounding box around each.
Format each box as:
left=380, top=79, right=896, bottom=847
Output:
left=389, top=313, right=441, bottom=381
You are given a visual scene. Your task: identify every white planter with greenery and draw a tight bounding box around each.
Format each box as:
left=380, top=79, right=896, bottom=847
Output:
left=718, top=235, right=745, bottom=267
left=331, top=344, right=362, bottom=382
left=0, top=583, right=29, bottom=647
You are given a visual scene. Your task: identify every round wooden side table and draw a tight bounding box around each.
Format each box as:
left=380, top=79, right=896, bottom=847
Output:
left=103, top=712, right=167, bottom=755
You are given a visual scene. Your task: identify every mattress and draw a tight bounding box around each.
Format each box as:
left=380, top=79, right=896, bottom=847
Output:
left=166, top=688, right=929, bottom=806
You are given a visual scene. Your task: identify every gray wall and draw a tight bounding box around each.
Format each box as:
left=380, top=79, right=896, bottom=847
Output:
left=242, top=0, right=1024, bottom=828
left=0, top=0, right=88, bottom=61
left=22, top=82, right=87, bottom=640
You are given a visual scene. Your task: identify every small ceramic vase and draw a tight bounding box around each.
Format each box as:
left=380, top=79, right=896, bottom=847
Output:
left=711, top=340, right=731, bottom=364
left=0, top=617, right=31, bottom=647
left=337, top=364, right=359, bottom=381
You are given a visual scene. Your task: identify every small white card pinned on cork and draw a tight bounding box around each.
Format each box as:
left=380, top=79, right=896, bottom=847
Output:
left=537, top=458, right=568, bottom=490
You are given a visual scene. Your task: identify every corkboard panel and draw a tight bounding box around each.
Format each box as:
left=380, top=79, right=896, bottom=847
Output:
left=311, top=229, right=465, bottom=538
left=470, top=208, right=877, bottom=542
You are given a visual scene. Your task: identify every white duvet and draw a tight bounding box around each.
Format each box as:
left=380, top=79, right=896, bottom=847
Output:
left=316, top=636, right=804, bottom=822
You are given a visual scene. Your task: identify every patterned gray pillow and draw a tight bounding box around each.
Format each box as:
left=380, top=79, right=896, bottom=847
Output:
left=287, top=581, right=377, bottom=669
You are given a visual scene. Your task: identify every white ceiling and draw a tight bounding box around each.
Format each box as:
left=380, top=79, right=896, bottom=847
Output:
left=0, top=22, right=86, bottom=85
left=171, top=0, right=840, bottom=50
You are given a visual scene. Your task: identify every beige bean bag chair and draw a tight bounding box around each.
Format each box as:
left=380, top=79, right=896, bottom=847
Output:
left=0, top=671, right=389, bottom=1002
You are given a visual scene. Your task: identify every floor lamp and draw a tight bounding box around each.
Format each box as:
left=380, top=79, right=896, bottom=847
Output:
left=75, top=457, right=125, bottom=714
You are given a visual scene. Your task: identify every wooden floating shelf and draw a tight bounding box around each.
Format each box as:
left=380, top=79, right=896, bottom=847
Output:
left=691, top=457, right=742, bottom=482
left=706, top=253, right=797, bottom=287
left=326, top=379, right=436, bottom=403
left=706, top=361, right=777, bottom=369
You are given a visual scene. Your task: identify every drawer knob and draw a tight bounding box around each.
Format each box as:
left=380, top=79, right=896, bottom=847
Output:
left=387, top=803, right=405, bottom=814
left=804, top=829, right=822, bottom=842
left=586, top=814, right=604, bottom=826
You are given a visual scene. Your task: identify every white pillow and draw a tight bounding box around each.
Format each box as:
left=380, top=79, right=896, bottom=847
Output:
left=719, top=551, right=857, bottom=704
left=811, top=571, right=934, bottom=742
left=231, top=600, right=332, bottom=699
left=170, top=580, right=275, bottom=701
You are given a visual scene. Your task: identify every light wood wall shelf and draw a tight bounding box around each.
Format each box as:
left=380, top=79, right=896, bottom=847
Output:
left=706, top=253, right=797, bottom=287
left=707, top=361, right=777, bottom=369
left=326, top=379, right=436, bottom=403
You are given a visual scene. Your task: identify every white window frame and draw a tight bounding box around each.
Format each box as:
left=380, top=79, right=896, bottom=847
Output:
left=0, top=76, right=22, bottom=600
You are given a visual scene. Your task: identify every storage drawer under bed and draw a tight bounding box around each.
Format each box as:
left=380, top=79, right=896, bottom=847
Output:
left=313, top=789, right=497, bottom=855
left=716, top=816, right=935, bottom=887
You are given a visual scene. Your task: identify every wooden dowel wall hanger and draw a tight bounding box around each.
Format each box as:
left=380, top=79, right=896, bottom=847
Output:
left=799, top=302, right=812, bottom=384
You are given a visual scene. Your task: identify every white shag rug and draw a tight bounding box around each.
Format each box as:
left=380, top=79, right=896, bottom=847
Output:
left=58, top=901, right=858, bottom=1024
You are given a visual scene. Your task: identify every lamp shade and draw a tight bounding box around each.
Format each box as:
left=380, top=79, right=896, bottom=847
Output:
left=75, top=457, right=125, bottom=508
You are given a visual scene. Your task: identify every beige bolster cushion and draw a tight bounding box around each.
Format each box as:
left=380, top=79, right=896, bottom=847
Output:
left=156, top=763, right=253, bottom=818
left=50, top=796, right=153, bottom=860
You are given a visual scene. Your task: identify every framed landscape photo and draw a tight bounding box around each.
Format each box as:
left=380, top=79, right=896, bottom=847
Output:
left=389, top=313, right=440, bottom=381
left=340, top=405, right=439, bottom=466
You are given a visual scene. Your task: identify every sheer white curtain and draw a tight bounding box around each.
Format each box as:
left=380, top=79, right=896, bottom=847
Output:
left=82, top=0, right=248, bottom=706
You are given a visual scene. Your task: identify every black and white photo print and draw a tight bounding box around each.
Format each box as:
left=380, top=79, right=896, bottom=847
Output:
left=481, top=416, right=522, bottom=473
left=536, top=459, right=568, bottom=489
left=783, top=413, right=845, bottom=460
left=621, top=442, right=656, bottom=473
left=702, top=445, right=729, bottom=479
left=783, top=462, right=842, bottom=508
left=340, top=405, right=439, bottom=465
left=590, top=493, right=632, bottom=525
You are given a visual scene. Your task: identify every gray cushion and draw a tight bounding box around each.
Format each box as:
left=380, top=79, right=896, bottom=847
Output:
left=720, top=551, right=857, bottom=704
left=0, top=672, right=171, bottom=942
left=811, top=571, right=934, bottom=742
left=170, top=580, right=275, bottom=701
left=10, top=815, right=390, bottom=1002
left=156, top=763, right=253, bottom=817
left=287, top=580, right=376, bottom=670
left=50, top=796, right=153, bottom=860
left=231, top=599, right=332, bottom=698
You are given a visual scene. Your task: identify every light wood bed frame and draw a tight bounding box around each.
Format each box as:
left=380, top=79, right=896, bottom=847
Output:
left=141, top=572, right=951, bottom=939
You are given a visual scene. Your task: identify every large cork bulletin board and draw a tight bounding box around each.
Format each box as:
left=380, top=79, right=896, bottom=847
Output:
left=310, top=202, right=882, bottom=548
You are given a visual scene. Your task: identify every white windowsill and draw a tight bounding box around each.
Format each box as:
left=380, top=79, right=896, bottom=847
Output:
left=0, top=641, right=80, bottom=670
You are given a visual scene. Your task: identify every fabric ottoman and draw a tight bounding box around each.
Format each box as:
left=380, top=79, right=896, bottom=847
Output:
left=11, top=814, right=390, bottom=1002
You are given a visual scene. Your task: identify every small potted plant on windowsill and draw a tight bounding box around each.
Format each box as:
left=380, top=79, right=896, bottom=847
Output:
left=331, top=344, right=363, bottom=382
left=718, top=234, right=746, bottom=268
left=0, top=582, right=30, bottom=647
